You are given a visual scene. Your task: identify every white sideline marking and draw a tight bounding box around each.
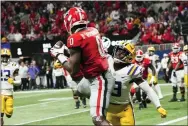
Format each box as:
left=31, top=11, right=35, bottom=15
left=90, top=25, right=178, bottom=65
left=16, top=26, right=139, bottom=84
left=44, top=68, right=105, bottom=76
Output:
left=14, top=109, right=90, bottom=125
left=14, top=83, right=170, bottom=94
left=159, top=83, right=171, bottom=86
left=14, top=89, right=71, bottom=94
left=157, top=116, right=188, bottom=125
left=15, top=97, right=72, bottom=109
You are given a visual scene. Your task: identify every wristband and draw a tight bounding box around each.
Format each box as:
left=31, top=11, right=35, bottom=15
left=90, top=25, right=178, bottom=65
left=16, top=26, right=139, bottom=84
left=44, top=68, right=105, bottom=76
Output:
left=57, top=54, right=68, bottom=64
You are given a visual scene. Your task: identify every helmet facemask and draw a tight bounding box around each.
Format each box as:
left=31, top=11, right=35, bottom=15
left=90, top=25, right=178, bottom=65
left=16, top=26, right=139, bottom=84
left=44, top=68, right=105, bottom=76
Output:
left=172, top=47, right=180, bottom=53
left=149, top=50, right=155, bottom=56
left=184, top=49, right=188, bottom=56
left=136, top=55, right=144, bottom=62
left=1, top=55, right=10, bottom=65
left=113, top=45, right=134, bottom=64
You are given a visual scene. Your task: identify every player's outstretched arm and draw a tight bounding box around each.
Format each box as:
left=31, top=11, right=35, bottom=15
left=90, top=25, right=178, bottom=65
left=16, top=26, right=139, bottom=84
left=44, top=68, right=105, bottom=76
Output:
left=134, top=78, right=167, bottom=118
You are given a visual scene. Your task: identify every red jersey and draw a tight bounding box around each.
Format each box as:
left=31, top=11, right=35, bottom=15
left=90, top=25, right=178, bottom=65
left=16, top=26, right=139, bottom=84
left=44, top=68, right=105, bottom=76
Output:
left=67, top=27, right=108, bottom=78
left=168, top=51, right=184, bottom=69
left=132, top=58, right=151, bottom=79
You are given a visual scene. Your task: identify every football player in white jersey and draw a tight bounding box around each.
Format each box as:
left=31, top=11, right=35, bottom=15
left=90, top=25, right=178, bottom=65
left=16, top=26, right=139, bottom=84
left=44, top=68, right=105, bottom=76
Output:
left=145, top=46, right=163, bottom=99
left=175, top=45, right=188, bottom=88
left=106, top=43, right=167, bottom=125
left=1, top=48, right=21, bottom=126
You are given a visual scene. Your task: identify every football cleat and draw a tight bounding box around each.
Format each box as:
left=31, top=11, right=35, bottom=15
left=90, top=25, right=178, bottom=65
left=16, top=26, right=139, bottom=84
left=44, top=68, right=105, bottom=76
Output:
left=139, top=102, right=144, bottom=110
left=169, top=97, right=178, bottom=102
left=157, top=107, right=167, bottom=118
left=179, top=97, right=185, bottom=102
left=75, top=100, right=80, bottom=109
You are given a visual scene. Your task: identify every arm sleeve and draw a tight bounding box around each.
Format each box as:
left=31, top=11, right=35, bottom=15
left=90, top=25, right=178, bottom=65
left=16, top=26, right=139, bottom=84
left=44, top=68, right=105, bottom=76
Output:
left=107, top=55, right=115, bottom=74
left=130, top=65, right=143, bottom=79
left=139, top=80, right=161, bottom=108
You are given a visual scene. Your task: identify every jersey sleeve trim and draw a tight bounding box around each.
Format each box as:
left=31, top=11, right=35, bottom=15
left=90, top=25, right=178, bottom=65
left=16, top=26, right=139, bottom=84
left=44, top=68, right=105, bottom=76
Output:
left=128, top=65, right=138, bottom=76
left=132, top=66, right=139, bottom=76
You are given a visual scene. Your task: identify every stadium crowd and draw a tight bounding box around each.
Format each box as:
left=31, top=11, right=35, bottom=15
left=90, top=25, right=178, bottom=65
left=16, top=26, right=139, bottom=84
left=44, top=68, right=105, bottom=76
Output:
left=14, top=59, right=68, bottom=91
left=1, top=1, right=188, bottom=44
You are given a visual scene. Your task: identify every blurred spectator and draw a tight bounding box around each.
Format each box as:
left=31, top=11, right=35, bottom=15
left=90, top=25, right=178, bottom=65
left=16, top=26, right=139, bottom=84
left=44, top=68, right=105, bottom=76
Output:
left=161, top=53, right=169, bottom=83
left=38, top=65, right=46, bottom=89
left=52, top=60, right=64, bottom=89
left=19, top=61, right=29, bottom=90
left=14, top=30, right=23, bottom=42
left=1, top=1, right=187, bottom=44
left=47, top=2, right=54, bottom=14
left=28, top=60, right=39, bottom=90
left=1, top=37, right=8, bottom=43
left=46, top=65, right=53, bottom=89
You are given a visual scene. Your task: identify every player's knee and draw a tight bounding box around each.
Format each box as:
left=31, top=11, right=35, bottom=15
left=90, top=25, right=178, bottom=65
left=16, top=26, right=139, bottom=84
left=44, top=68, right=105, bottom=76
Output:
left=92, top=116, right=112, bottom=126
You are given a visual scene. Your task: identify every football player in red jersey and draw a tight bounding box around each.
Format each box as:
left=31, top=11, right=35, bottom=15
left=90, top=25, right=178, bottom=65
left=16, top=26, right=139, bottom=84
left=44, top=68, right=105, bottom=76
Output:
left=167, top=43, right=185, bottom=102
left=50, top=7, right=115, bottom=126
left=132, top=50, right=157, bottom=109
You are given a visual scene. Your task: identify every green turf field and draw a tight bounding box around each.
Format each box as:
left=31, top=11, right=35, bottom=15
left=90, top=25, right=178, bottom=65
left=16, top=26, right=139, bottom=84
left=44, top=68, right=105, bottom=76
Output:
left=5, top=84, right=188, bottom=125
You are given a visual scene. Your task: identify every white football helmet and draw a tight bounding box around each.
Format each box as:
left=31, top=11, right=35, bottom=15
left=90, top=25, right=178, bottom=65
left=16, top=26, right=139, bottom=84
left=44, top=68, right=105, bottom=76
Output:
left=172, top=43, right=180, bottom=53
left=136, top=49, right=144, bottom=62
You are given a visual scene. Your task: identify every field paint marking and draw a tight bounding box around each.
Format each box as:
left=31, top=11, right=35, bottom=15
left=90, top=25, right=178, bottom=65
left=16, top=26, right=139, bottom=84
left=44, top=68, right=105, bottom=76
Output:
left=15, top=92, right=62, bottom=99
left=159, top=83, right=171, bottom=86
left=14, top=92, right=175, bottom=125
left=14, top=89, right=71, bottom=94
left=14, top=90, right=178, bottom=109
left=14, top=109, right=90, bottom=125
left=157, top=116, right=188, bottom=125
left=14, top=83, right=171, bottom=94
left=15, top=97, right=72, bottom=109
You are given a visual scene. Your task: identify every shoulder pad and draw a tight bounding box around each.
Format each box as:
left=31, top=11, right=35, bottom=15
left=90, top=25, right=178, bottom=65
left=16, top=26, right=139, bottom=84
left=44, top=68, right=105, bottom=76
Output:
left=67, top=34, right=83, bottom=48
left=126, top=64, right=143, bottom=78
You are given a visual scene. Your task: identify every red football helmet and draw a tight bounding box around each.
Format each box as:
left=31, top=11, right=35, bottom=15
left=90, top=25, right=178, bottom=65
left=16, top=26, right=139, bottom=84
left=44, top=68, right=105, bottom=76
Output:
left=64, top=7, right=88, bottom=34
left=172, top=43, right=180, bottom=53
left=136, top=49, right=144, bottom=62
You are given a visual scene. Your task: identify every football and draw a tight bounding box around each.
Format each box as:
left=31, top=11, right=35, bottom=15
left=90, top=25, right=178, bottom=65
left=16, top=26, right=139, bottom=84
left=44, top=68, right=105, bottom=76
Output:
left=54, top=41, right=64, bottom=49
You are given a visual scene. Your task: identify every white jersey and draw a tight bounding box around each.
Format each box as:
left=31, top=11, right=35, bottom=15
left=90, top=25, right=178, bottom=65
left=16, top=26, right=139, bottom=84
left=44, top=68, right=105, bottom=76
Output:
left=180, top=53, right=188, bottom=74
left=145, top=53, right=160, bottom=73
left=1, top=62, right=19, bottom=95
left=110, top=64, right=142, bottom=105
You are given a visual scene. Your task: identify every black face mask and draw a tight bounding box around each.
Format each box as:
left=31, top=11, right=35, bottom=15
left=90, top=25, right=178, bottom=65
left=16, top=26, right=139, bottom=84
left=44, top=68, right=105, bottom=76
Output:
left=1, top=55, right=10, bottom=63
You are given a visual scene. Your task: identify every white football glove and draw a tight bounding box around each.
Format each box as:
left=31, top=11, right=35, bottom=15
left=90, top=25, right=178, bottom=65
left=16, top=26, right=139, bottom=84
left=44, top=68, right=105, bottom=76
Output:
left=50, top=41, right=65, bottom=57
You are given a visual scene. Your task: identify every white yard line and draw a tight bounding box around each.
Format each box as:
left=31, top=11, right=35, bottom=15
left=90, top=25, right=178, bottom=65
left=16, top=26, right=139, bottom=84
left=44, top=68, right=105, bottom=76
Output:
left=14, top=109, right=90, bottom=125
left=157, top=116, right=188, bottom=125
left=14, top=89, right=71, bottom=94
left=14, top=91, right=178, bottom=109
left=14, top=97, right=72, bottom=109
left=14, top=83, right=171, bottom=94
left=14, top=92, right=176, bottom=125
